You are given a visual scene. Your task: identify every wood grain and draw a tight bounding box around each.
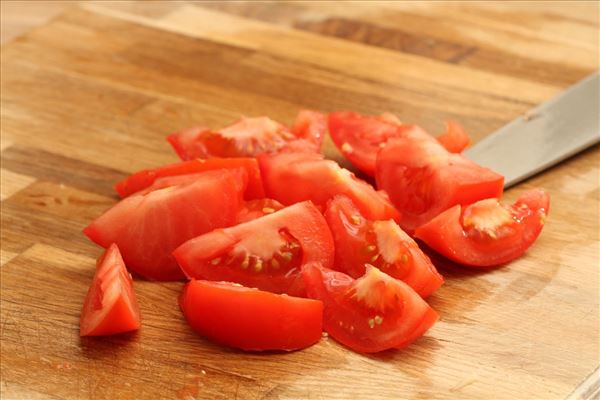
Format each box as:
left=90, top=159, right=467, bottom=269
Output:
left=1, top=2, right=599, bottom=399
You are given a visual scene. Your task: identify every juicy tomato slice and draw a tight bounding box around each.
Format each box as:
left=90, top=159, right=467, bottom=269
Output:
left=414, top=189, right=550, bottom=267
left=258, top=151, right=400, bottom=221
left=328, top=111, right=403, bottom=176
left=236, top=198, right=285, bottom=224
left=173, top=201, right=335, bottom=296
left=291, top=110, right=327, bottom=150
left=376, top=130, right=504, bottom=233
left=324, top=195, right=443, bottom=297
left=167, top=116, right=322, bottom=160
left=436, top=120, right=470, bottom=153
left=114, top=158, right=265, bottom=199
left=302, top=264, right=438, bottom=353
left=80, top=244, right=141, bottom=336
left=84, top=170, right=245, bottom=281
left=180, top=280, right=323, bottom=351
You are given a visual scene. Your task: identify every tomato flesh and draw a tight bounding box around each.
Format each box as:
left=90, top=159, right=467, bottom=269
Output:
left=84, top=169, right=245, bottom=281
left=324, top=195, right=443, bottom=297
left=236, top=198, right=285, bottom=224
left=436, top=120, right=470, bottom=153
left=291, top=110, right=327, bottom=151
left=174, top=201, right=334, bottom=296
left=302, top=264, right=438, bottom=353
left=414, top=189, right=550, bottom=267
left=258, top=151, right=400, bottom=221
left=80, top=244, right=141, bottom=336
left=180, top=280, right=323, bottom=351
left=328, top=111, right=403, bottom=176
left=376, top=131, right=504, bottom=233
left=114, top=158, right=264, bottom=199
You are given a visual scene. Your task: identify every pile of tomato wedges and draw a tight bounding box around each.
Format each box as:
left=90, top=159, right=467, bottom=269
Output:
left=79, top=110, right=549, bottom=354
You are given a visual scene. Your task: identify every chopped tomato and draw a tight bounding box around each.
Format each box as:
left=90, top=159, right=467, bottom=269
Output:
left=180, top=280, right=323, bottom=351
left=414, top=189, right=550, bottom=267
left=80, top=244, right=141, bottom=336
left=291, top=110, right=327, bottom=150
left=167, top=117, right=302, bottom=159
left=236, top=198, right=284, bottom=224
left=324, top=195, right=443, bottom=297
left=302, top=264, right=438, bottom=353
left=376, top=130, right=504, bottom=233
left=166, top=127, right=212, bottom=160
left=436, top=120, right=470, bottom=153
left=258, top=151, right=400, bottom=221
left=84, top=170, right=245, bottom=281
left=114, top=158, right=264, bottom=199
left=174, top=201, right=334, bottom=296
left=328, top=111, right=403, bottom=176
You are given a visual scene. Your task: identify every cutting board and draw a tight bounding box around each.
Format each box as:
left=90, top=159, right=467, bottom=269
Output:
left=1, top=2, right=598, bottom=399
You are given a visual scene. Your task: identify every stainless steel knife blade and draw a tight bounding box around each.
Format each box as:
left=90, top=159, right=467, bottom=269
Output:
left=464, top=72, right=600, bottom=188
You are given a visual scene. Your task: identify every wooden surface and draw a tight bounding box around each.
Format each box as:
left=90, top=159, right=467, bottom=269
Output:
left=1, top=1, right=599, bottom=399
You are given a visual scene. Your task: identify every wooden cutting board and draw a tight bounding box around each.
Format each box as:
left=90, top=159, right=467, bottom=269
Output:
left=1, top=2, right=598, bottom=399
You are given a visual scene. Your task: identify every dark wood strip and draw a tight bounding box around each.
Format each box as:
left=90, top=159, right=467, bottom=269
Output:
left=1, top=146, right=126, bottom=197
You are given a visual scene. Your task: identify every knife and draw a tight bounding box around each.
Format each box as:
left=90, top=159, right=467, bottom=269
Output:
left=464, top=72, right=600, bottom=188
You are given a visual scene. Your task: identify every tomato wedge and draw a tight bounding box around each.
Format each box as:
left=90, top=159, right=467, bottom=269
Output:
left=376, top=130, right=504, bottom=233
left=291, top=109, right=327, bottom=150
left=167, top=114, right=327, bottom=160
left=80, top=244, right=141, bottom=336
left=174, top=201, right=334, bottom=296
left=436, top=120, right=470, bottom=153
left=84, top=169, right=245, bottom=281
left=114, top=158, right=264, bottom=199
left=236, top=198, right=284, bottom=224
left=302, top=264, right=438, bottom=353
left=324, top=195, right=443, bottom=297
left=180, top=280, right=323, bottom=351
left=414, top=189, right=550, bottom=267
left=258, top=151, right=400, bottom=221
left=328, top=111, right=402, bottom=176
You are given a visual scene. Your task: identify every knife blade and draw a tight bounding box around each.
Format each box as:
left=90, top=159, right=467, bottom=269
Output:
left=464, top=72, right=600, bottom=188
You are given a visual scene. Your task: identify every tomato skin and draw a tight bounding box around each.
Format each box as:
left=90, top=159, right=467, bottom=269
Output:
left=436, top=120, right=470, bottom=153
left=302, top=264, right=438, bottom=353
left=85, top=170, right=245, bottom=281
left=376, top=133, right=504, bottom=233
left=114, top=158, right=265, bottom=200
left=324, top=195, right=443, bottom=297
left=173, top=201, right=335, bottom=296
left=180, top=280, right=323, bottom=351
left=414, top=189, right=550, bottom=267
left=80, top=244, right=141, bottom=336
left=258, top=152, right=400, bottom=221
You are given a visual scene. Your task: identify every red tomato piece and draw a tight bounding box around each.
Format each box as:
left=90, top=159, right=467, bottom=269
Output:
left=180, top=280, right=323, bottom=351
left=436, top=120, right=470, bottom=153
left=324, top=195, right=443, bottom=297
left=80, top=244, right=141, bottom=336
left=302, top=264, right=438, bottom=353
left=236, top=198, right=285, bottom=224
left=167, top=117, right=299, bottom=159
left=174, top=201, right=334, bottom=296
left=328, top=111, right=403, bottom=176
left=258, top=151, right=400, bottom=221
left=414, top=189, right=550, bottom=267
left=376, top=129, right=504, bottom=233
left=166, top=127, right=211, bottom=160
left=114, top=158, right=264, bottom=199
left=84, top=170, right=245, bottom=281
left=291, top=109, right=327, bottom=150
